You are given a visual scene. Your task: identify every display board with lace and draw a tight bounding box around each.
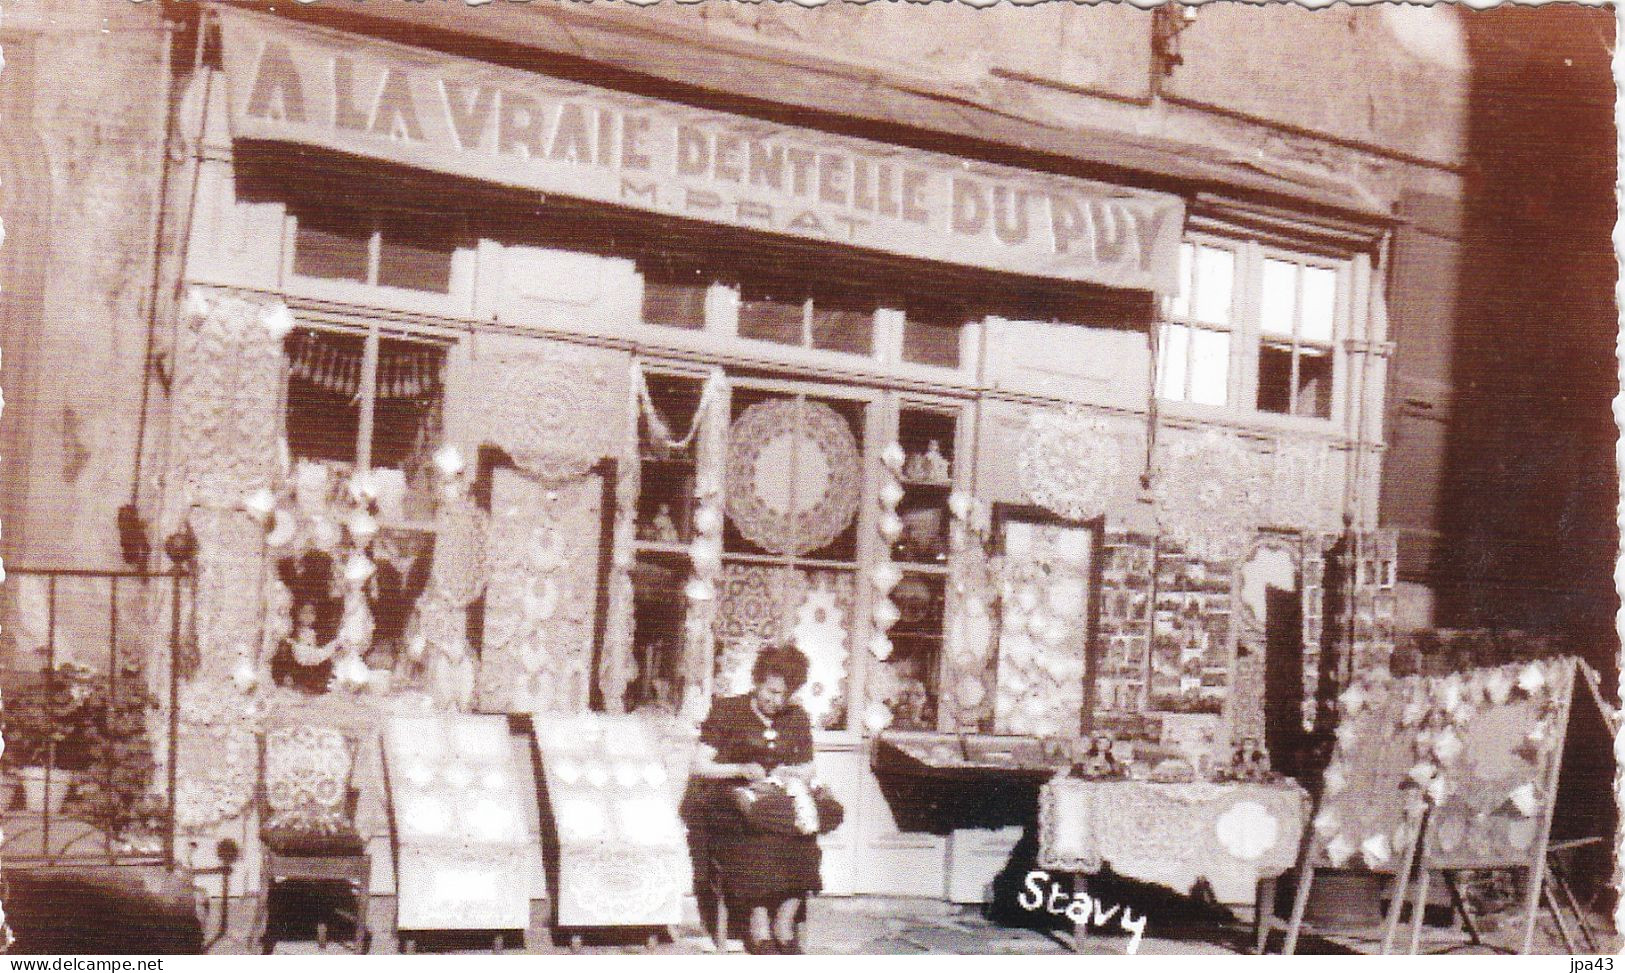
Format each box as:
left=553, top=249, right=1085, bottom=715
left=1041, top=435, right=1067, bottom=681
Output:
left=532, top=713, right=687, bottom=928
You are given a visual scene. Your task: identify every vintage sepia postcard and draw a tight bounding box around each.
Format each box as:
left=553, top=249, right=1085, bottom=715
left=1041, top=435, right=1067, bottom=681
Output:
left=0, top=0, right=1616, bottom=959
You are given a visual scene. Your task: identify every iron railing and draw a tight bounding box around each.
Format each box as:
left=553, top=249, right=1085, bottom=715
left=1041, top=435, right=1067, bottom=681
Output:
left=1, top=567, right=188, bottom=868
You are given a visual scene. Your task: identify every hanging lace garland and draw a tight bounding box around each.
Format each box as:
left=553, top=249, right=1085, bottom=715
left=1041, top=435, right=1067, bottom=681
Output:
left=397, top=451, right=487, bottom=711
left=161, top=289, right=287, bottom=537
left=725, top=399, right=862, bottom=557
left=682, top=383, right=730, bottom=718
left=598, top=362, right=646, bottom=714
left=1151, top=429, right=1267, bottom=563
left=1018, top=406, right=1128, bottom=523
left=635, top=365, right=726, bottom=454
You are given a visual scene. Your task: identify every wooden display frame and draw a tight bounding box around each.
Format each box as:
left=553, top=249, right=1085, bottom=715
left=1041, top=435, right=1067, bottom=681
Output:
left=990, top=504, right=1106, bottom=738
left=1275, top=657, right=1614, bottom=955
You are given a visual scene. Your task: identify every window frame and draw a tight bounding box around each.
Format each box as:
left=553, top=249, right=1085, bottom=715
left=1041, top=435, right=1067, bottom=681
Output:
left=280, top=316, right=454, bottom=533
left=1157, top=239, right=1241, bottom=408
left=1253, top=246, right=1346, bottom=420
left=280, top=210, right=478, bottom=321
left=1155, top=234, right=1352, bottom=427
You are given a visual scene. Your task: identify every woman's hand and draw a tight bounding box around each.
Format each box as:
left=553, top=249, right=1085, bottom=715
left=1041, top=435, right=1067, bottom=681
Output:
left=736, top=762, right=768, bottom=782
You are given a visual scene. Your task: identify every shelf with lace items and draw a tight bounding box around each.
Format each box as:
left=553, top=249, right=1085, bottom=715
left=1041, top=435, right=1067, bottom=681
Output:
left=868, top=407, right=964, bottom=736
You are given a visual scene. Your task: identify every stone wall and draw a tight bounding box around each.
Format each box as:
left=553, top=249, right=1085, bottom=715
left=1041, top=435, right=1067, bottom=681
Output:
left=0, top=0, right=171, bottom=574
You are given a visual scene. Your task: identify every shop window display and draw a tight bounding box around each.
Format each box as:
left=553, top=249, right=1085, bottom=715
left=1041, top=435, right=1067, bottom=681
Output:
left=874, top=407, right=961, bottom=729
left=715, top=388, right=867, bottom=730
left=276, top=326, right=449, bottom=691
left=630, top=372, right=707, bottom=712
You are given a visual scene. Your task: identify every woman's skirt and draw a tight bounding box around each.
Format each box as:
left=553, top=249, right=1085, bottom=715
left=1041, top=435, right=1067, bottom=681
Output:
left=682, top=781, right=822, bottom=903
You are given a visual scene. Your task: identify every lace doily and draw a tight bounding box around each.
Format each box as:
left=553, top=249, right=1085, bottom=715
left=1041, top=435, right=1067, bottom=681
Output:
left=1018, top=407, right=1126, bottom=523
left=476, top=347, right=628, bottom=467
left=1152, top=429, right=1267, bottom=563
left=264, top=726, right=352, bottom=814
left=725, top=400, right=861, bottom=557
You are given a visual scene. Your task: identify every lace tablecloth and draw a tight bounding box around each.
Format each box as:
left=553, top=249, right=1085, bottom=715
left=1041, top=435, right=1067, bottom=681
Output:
left=1038, top=778, right=1309, bottom=903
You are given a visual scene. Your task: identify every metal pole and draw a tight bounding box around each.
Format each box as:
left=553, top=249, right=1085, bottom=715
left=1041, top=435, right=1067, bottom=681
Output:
left=107, top=576, right=119, bottom=861
left=43, top=575, right=57, bottom=861
left=166, top=571, right=182, bottom=869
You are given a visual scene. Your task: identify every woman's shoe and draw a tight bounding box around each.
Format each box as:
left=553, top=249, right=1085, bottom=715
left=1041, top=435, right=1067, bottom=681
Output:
left=773, top=938, right=802, bottom=955
left=744, top=938, right=778, bottom=955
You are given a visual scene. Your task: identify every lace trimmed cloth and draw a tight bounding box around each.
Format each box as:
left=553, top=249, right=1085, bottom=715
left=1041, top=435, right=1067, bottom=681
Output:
left=1039, top=777, right=1308, bottom=904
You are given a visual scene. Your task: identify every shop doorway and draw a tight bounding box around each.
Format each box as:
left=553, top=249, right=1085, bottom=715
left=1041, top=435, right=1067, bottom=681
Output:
left=1262, top=586, right=1308, bottom=779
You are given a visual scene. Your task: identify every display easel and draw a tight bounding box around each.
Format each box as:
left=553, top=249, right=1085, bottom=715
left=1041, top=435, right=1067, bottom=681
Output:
left=1279, top=657, right=1612, bottom=955
left=1276, top=674, right=1429, bottom=955
left=1398, top=657, right=1613, bottom=956
left=380, top=714, right=536, bottom=953
left=532, top=712, right=687, bottom=949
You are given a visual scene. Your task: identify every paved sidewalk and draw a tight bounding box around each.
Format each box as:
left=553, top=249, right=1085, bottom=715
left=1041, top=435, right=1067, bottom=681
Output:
left=4, top=863, right=1613, bottom=955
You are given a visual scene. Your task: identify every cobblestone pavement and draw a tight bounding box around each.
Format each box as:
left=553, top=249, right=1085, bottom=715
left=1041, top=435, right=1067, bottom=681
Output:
left=194, top=890, right=1616, bottom=956
left=3, top=864, right=1613, bottom=956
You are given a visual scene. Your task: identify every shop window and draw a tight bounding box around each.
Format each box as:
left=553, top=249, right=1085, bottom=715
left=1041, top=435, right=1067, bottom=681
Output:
left=879, top=406, right=961, bottom=731
left=284, top=327, right=449, bottom=525
left=629, top=372, right=704, bottom=712
left=901, top=308, right=964, bottom=369
left=641, top=268, right=708, bottom=330
left=737, top=285, right=877, bottom=357
left=1157, top=242, right=1234, bottom=406
left=290, top=205, right=458, bottom=295
left=635, top=373, right=703, bottom=547
left=717, top=387, right=866, bottom=731
left=1256, top=258, right=1337, bottom=418
left=275, top=325, right=448, bottom=694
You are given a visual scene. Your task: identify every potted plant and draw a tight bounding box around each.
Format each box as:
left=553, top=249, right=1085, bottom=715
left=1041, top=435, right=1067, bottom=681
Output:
left=2, top=663, right=101, bottom=813
left=69, top=664, right=161, bottom=845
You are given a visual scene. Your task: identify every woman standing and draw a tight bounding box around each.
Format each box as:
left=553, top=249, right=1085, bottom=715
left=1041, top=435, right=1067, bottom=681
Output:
left=681, top=645, right=820, bottom=953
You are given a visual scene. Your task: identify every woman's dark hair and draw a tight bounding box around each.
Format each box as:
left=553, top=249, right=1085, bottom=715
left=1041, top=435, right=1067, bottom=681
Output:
left=752, top=644, right=810, bottom=694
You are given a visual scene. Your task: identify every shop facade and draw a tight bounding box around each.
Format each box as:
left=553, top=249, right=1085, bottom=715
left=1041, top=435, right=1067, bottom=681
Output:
left=129, top=6, right=1412, bottom=905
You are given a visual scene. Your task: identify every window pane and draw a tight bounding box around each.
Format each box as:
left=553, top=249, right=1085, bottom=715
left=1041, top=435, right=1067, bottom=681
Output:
left=1188, top=328, right=1230, bottom=406
left=372, top=338, right=448, bottom=522
left=738, top=290, right=804, bottom=346
left=284, top=329, right=364, bottom=462
left=883, top=572, right=945, bottom=731
left=376, top=216, right=455, bottom=293
left=1257, top=342, right=1293, bottom=414
left=1260, top=259, right=1298, bottom=337
left=642, top=278, right=707, bottom=330
left=901, top=315, right=963, bottom=368
left=293, top=210, right=369, bottom=283
left=1193, top=246, right=1234, bottom=325
left=810, top=301, right=874, bottom=356
left=1296, top=348, right=1333, bottom=418
left=1170, top=242, right=1194, bottom=319
left=1300, top=266, right=1337, bottom=343
left=1157, top=324, right=1189, bottom=400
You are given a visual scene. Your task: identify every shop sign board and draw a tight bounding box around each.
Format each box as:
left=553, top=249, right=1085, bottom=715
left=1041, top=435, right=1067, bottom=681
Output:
left=218, top=8, right=1184, bottom=294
